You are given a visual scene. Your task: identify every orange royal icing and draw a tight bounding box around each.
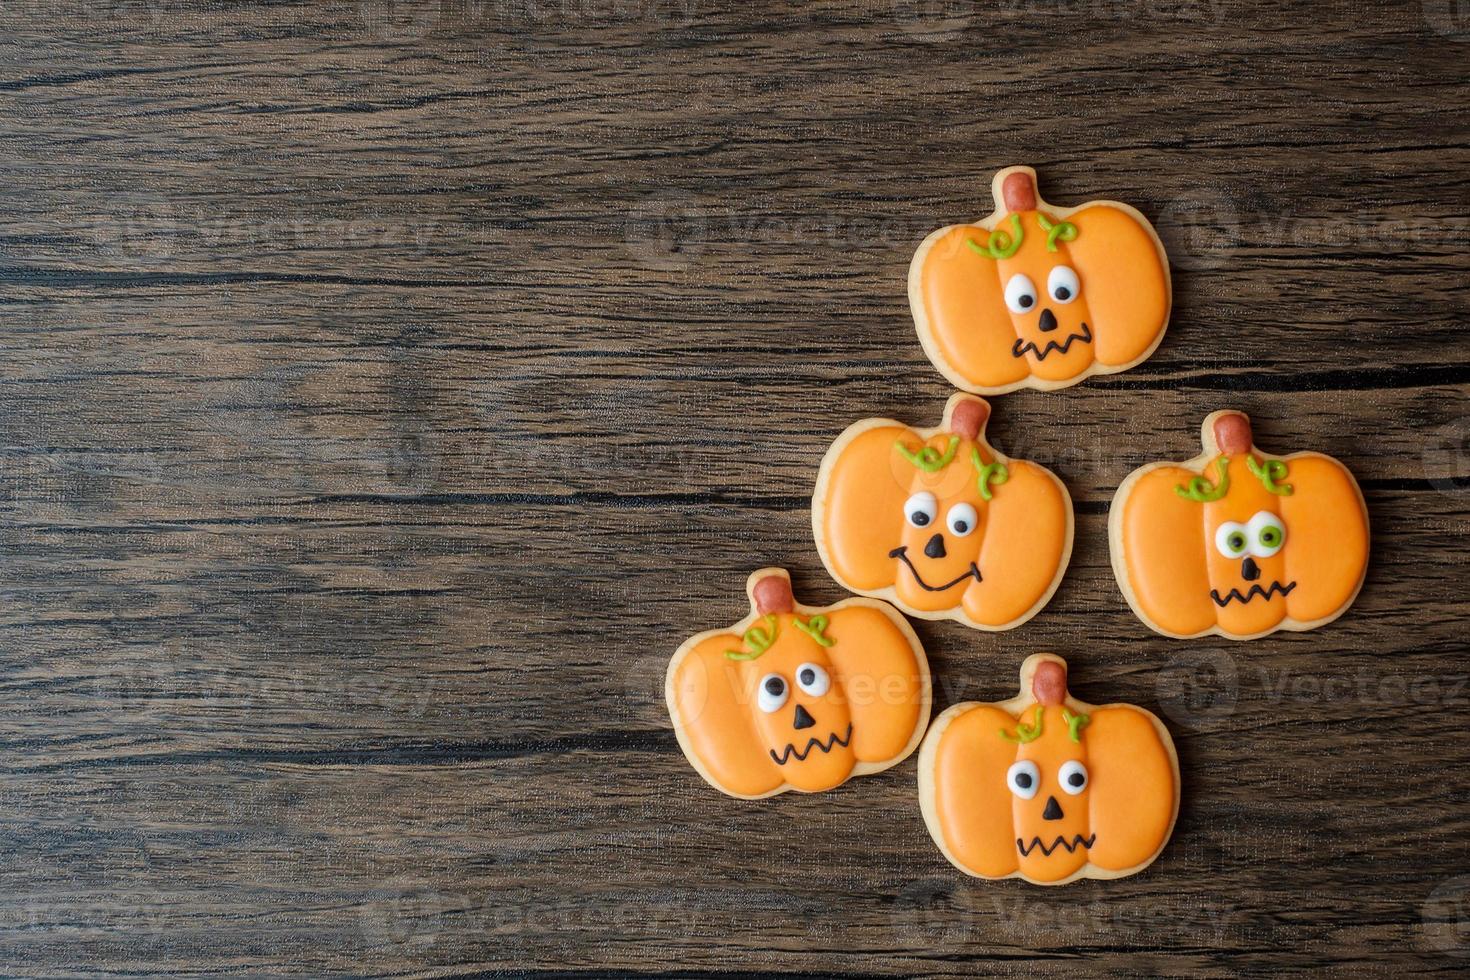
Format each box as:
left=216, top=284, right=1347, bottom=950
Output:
left=919, top=654, right=1179, bottom=885
left=1110, top=410, right=1370, bottom=640
left=909, top=166, right=1170, bottom=395
left=812, top=393, right=1073, bottom=630
left=666, top=568, right=931, bottom=799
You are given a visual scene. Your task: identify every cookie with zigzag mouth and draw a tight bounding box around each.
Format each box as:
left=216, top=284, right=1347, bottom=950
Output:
left=918, top=654, right=1180, bottom=885
left=1110, top=410, right=1369, bottom=640
left=667, top=569, right=930, bottom=800
left=909, top=165, right=1171, bottom=394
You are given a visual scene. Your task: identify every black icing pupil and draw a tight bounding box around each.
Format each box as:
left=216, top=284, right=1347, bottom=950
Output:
left=1018, top=294, right=1034, bottom=309
left=799, top=668, right=815, bottom=685
left=1068, top=772, right=1085, bottom=787
left=912, top=511, right=930, bottom=526
left=953, top=520, right=968, bottom=533
left=1055, top=286, right=1071, bottom=300
left=1015, top=772, right=1033, bottom=789
left=764, top=677, right=784, bottom=696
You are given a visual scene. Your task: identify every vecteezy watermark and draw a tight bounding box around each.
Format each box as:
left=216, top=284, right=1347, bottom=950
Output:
left=884, top=0, right=1225, bottom=44
left=92, top=203, right=445, bottom=267
left=1423, top=875, right=1470, bottom=957
left=622, top=190, right=707, bottom=272
left=1423, top=417, right=1470, bottom=497
left=1153, top=188, right=1470, bottom=273
left=889, top=0, right=975, bottom=42
left=362, top=0, right=701, bottom=38
left=665, top=654, right=926, bottom=730
left=359, top=879, right=453, bottom=949
left=620, top=194, right=950, bottom=272
left=358, top=880, right=660, bottom=950
left=1422, top=0, right=1470, bottom=40
left=1153, top=187, right=1243, bottom=272
left=1157, top=648, right=1470, bottom=730
left=992, top=0, right=1225, bottom=22
left=893, top=876, right=1238, bottom=946
left=1155, top=648, right=1241, bottom=729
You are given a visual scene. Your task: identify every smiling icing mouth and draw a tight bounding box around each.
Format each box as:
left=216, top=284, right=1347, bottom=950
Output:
left=769, top=724, right=853, bottom=765
left=1012, top=322, right=1092, bottom=361
left=1017, top=833, right=1095, bottom=857
left=888, top=546, right=980, bottom=592
left=1210, top=580, right=1297, bottom=607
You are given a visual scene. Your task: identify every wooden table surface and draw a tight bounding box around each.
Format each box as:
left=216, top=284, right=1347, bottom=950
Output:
left=2, top=2, right=1468, bottom=976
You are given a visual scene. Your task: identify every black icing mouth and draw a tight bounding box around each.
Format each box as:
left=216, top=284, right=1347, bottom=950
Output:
left=888, top=546, right=980, bottom=592
left=1211, top=580, right=1297, bottom=607
left=1012, top=322, right=1092, bottom=361
left=1017, top=834, right=1096, bottom=857
left=770, top=724, right=853, bottom=765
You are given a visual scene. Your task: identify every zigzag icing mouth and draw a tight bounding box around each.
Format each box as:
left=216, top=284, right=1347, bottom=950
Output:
left=888, top=546, right=980, bottom=592
left=769, top=723, right=853, bottom=765
left=1210, top=580, right=1297, bottom=607
left=1017, top=833, right=1096, bottom=857
left=1012, top=322, right=1092, bottom=361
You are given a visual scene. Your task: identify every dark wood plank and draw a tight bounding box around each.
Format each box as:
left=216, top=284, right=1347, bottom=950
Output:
left=0, top=1, right=1468, bottom=976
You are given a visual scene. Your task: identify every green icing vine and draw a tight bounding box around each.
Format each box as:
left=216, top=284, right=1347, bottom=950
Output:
left=792, top=614, right=835, bottom=648
left=971, top=448, right=1009, bottom=501
left=895, top=435, right=959, bottom=473
left=966, top=214, right=1024, bottom=260
left=725, top=614, right=780, bottom=661
left=1246, top=455, right=1294, bottom=496
left=1175, top=457, right=1231, bottom=503
left=1062, top=707, right=1090, bottom=743
left=1036, top=212, right=1079, bottom=252
left=1000, top=705, right=1044, bottom=743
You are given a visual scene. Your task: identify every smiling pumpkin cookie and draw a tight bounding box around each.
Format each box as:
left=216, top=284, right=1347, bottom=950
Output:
left=909, top=165, right=1171, bottom=394
left=812, top=393, right=1073, bottom=630
left=1109, top=410, right=1370, bottom=640
left=919, top=653, right=1180, bottom=885
left=666, top=568, right=931, bottom=799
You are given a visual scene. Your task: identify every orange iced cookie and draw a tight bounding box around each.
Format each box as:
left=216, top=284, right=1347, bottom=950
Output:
left=666, top=568, right=931, bottom=799
left=1109, top=410, right=1370, bottom=640
left=919, top=654, right=1179, bottom=885
left=812, top=393, right=1073, bottom=630
left=909, top=165, right=1171, bottom=394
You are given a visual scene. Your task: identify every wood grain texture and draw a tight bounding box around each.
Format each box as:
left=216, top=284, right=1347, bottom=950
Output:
left=1, top=0, right=1468, bottom=975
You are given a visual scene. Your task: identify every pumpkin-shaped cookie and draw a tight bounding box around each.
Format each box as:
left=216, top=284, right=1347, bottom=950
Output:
left=909, top=166, right=1171, bottom=394
left=666, top=568, right=931, bottom=799
left=919, top=654, right=1179, bottom=885
left=1109, top=410, right=1370, bottom=640
left=812, top=393, right=1073, bottom=630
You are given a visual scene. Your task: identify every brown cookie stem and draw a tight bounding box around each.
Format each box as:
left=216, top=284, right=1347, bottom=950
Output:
left=1001, top=171, right=1037, bottom=213
left=752, top=574, right=795, bottom=616
left=1032, top=660, right=1067, bottom=706
left=1213, top=412, right=1254, bottom=455
left=950, top=398, right=989, bottom=442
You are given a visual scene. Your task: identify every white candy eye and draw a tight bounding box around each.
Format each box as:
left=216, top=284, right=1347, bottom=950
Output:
left=946, top=502, right=978, bottom=537
left=1006, top=760, right=1040, bottom=800
left=794, top=663, right=830, bottom=697
left=904, top=491, right=938, bottom=529
left=1058, top=760, right=1088, bottom=795
left=1214, top=521, right=1250, bottom=559
left=1003, top=273, right=1038, bottom=314
left=1247, top=511, right=1286, bottom=557
left=1047, top=266, right=1080, bottom=304
left=756, top=674, right=788, bottom=714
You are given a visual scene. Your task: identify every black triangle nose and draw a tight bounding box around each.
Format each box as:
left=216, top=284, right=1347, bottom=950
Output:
left=793, top=704, right=816, bottom=730
left=1038, top=308, right=1058, bottom=332
left=924, top=532, right=946, bottom=559
left=1042, top=796, right=1064, bottom=821
left=1241, top=556, right=1261, bottom=581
